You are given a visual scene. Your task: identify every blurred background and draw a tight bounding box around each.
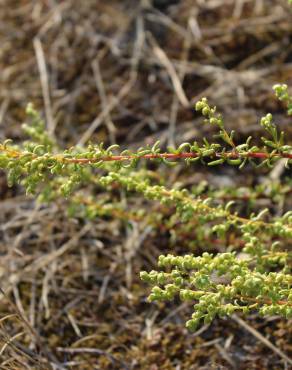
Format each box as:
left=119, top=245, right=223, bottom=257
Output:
left=0, top=1, right=291, bottom=369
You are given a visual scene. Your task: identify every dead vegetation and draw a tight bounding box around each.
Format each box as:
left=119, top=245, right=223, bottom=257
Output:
left=0, top=0, right=291, bottom=369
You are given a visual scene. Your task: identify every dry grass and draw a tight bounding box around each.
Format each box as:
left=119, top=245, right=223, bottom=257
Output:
left=0, top=1, right=291, bottom=369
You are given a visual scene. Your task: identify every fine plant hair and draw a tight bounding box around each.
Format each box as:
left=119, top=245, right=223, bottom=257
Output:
left=0, top=83, right=291, bottom=331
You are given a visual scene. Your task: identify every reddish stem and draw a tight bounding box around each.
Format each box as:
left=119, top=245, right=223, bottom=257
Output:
left=1, top=146, right=291, bottom=163
left=66, top=151, right=292, bottom=164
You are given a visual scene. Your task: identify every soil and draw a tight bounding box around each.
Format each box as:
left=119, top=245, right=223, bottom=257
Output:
left=0, top=1, right=291, bottom=369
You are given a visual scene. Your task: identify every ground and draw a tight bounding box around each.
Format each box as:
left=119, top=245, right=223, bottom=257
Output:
left=0, top=1, right=291, bottom=369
